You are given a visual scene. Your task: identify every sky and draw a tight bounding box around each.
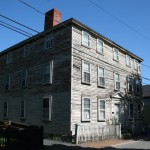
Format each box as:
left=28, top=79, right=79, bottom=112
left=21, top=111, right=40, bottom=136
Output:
left=0, top=0, right=150, bottom=85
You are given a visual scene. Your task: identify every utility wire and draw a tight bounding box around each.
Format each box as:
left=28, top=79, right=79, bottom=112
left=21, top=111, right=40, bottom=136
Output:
left=0, top=21, right=33, bottom=36
left=4, top=0, right=150, bottom=82
left=0, top=14, right=40, bottom=34
left=89, top=0, right=150, bottom=41
left=1, top=23, right=31, bottom=37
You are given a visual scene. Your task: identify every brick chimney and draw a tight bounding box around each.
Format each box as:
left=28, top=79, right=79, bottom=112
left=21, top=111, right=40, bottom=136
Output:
left=44, top=8, right=62, bottom=31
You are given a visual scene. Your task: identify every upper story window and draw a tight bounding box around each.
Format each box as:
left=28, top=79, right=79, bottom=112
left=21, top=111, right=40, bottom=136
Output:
left=22, top=69, right=27, bottom=88
left=20, top=100, right=25, bottom=119
left=126, top=55, right=131, bottom=67
left=45, top=35, right=54, bottom=49
left=97, top=39, right=104, bottom=54
left=137, top=103, right=141, bottom=119
left=23, top=44, right=31, bottom=57
left=134, top=59, right=138, bottom=70
left=82, top=31, right=90, bottom=47
left=43, top=97, right=52, bottom=121
left=98, top=67, right=105, bottom=87
left=135, top=79, right=140, bottom=94
left=114, top=73, right=120, bottom=90
left=43, top=61, right=53, bottom=84
left=6, top=53, right=13, bottom=64
left=82, top=97, right=91, bottom=121
left=98, top=99, right=105, bottom=121
left=129, top=102, right=134, bottom=119
left=3, top=101, right=8, bottom=118
left=82, top=60, right=91, bottom=84
left=113, top=48, right=119, bottom=61
left=5, top=74, right=10, bottom=91
left=127, top=76, right=133, bottom=93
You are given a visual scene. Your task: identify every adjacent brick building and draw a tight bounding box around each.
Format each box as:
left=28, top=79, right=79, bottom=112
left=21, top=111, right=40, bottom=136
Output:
left=0, top=8, right=143, bottom=136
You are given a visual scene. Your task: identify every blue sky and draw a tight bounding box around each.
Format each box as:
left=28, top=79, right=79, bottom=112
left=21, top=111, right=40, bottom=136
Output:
left=0, top=0, right=150, bottom=85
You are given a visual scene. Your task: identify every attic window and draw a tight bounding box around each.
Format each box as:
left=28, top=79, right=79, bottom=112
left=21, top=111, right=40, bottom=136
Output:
left=23, top=44, right=31, bottom=57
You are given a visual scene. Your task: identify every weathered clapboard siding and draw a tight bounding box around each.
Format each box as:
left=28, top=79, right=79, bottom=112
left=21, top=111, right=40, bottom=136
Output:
left=71, top=25, right=143, bottom=135
left=0, top=27, right=72, bottom=135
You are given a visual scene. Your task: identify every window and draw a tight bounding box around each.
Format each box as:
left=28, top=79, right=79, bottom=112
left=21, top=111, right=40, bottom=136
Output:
left=98, top=67, right=105, bottom=87
left=97, top=39, right=104, bottom=54
left=82, top=60, right=91, bottom=84
left=82, top=97, right=91, bottom=121
left=45, top=35, right=54, bottom=49
left=135, top=79, right=140, bottom=94
left=82, top=31, right=90, bottom=47
left=127, top=76, right=133, bottom=93
left=22, top=69, right=27, bottom=88
left=114, top=73, right=120, bottom=90
left=43, top=61, right=53, bottom=84
left=6, top=53, right=13, bottom=64
left=129, top=102, right=134, bottom=118
left=134, top=59, right=138, bottom=70
left=20, top=100, right=25, bottom=119
left=113, top=49, right=119, bottom=61
left=98, top=99, right=105, bottom=121
left=126, top=55, right=131, bottom=67
left=23, top=44, right=30, bottom=57
left=137, top=103, right=141, bottom=119
left=3, top=101, right=8, bottom=118
left=5, top=74, right=10, bottom=91
left=43, top=97, right=52, bottom=121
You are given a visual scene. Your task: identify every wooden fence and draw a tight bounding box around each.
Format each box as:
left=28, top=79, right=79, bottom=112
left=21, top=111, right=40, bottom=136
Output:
left=75, top=123, right=121, bottom=144
left=0, top=121, right=43, bottom=149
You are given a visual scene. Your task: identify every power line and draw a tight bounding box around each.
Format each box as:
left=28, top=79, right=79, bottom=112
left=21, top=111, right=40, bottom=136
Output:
left=0, top=21, right=33, bottom=36
left=0, top=23, right=31, bottom=37
left=89, top=0, right=150, bottom=41
left=0, top=14, right=40, bottom=34
left=141, top=63, right=150, bottom=68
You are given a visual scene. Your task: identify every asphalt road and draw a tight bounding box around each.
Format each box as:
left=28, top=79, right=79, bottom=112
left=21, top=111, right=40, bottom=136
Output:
left=113, top=140, right=150, bottom=149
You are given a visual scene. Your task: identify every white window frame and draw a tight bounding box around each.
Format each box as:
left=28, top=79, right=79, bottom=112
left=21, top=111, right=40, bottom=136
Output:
left=82, top=97, right=91, bottom=121
left=82, top=60, right=91, bottom=84
left=5, top=73, right=10, bottom=91
left=98, top=99, right=106, bottom=121
left=127, top=76, right=133, bottom=93
left=134, top=59, right=138, bottom=70
left=6, top=53, right=13, bottom=64
left=43, top=61, right=53, bottom=84
left=3, top=101, right=8, bottom=118
left=126, top=55, right=131, bottom=67
left=97, top=39, right=104, bottom=54
left=23, top=44, right=31, bottom=57
left=129, top=102, right=134, bottom=119
left=22, top=69, right=27, bottom=88
left=114, top=73, right=120, bottom=90
left=82, top=31, right=90, bottom=47
left=113, top=48, right=119, bottom=61
left=20, top=100, right=25, bottom=119
left=98, top=67, right=105, bottom=87
left=45, top=35, right=54, bottom=49
left=42, top=96, right=52, bottom=121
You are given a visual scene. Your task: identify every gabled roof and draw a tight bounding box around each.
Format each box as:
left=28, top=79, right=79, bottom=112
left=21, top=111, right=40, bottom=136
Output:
left=0, top=18, right=143, bottom=62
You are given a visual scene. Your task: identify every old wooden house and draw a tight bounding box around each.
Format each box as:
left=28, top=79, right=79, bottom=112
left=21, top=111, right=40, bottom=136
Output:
left=0, top=8, right=143, bottom=136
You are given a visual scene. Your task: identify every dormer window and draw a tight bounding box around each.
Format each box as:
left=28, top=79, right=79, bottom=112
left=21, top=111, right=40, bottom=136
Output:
left=126, top=55, right=131, bottom=67
left=134, top=59, right=138, bottom=70
left=23, top=44, right=31, bottom=57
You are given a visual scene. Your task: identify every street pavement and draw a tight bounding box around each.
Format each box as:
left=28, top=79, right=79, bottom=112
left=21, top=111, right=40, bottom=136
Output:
left=113, top=140, right=150, bottom=149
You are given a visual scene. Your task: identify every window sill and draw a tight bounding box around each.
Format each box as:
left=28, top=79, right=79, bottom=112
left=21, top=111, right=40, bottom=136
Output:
left=98, top=120, right=105, bottom=122
left=42, top=119, right=51, bottom=122
left=114, top=89, right=120, bottom=91
left=81, top=82, right=91, bottom=86
left=43, top=83, right=52, bottom=86
left=81, top=44, right=91, bottom=49
left=126, top=65, right=131, bottom=68
left=98, top=85, right=105, bottom=88
left=20, top=118, right=26, bottom=121
left=81, top=120, right=91, bottom=122
left=113, top=59, right=119, bottom=62
left=96, top=51, right=104, bottom=56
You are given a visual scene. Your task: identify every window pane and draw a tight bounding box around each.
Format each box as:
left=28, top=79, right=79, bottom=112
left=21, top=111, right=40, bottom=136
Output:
left=100, top=100, right=105, bottom=109
left=97, top=40, right=103, bottom=53
left=84, top=62, right=90, bottom=73
left=100, top=110, right=105, bottom=120
left=83, top=31, right=90, bottom=46
left=84, top=110, right=90, bottom=119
